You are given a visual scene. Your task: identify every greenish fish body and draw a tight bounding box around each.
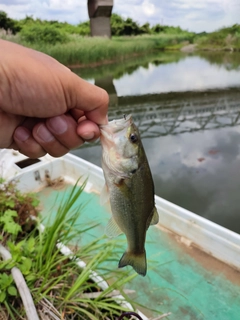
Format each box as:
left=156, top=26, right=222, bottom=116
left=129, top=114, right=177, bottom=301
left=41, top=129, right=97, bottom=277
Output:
left=100, top=115, right=158, bottom=276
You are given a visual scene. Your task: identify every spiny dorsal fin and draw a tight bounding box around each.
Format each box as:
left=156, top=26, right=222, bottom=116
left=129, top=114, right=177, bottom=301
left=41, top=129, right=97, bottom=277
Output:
left=105, top=217, right=123, bottom=238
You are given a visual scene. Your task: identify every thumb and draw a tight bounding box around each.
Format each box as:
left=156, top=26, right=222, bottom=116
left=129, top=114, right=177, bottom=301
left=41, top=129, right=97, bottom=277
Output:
left=0, top=40, right=109, bottom=125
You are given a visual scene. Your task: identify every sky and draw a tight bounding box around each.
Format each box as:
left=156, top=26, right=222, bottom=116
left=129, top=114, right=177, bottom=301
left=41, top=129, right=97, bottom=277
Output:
left=0, top=0, right=239, bottom=33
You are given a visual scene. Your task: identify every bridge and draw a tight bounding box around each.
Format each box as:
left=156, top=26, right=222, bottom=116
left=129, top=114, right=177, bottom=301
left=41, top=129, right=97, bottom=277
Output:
left=80, top=87, right=240, bottom=148
left=88, top=0, right=113, bottom=37
left=110, top=88, right=240, bottom=138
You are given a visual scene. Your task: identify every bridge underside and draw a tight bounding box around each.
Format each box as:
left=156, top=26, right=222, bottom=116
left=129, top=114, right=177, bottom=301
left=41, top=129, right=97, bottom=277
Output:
left=88, top=0, right=113, bottom=38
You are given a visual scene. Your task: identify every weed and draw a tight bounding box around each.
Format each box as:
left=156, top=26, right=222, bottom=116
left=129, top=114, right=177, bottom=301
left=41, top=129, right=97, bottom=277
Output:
left=0, top=179, right=139, bottom=319
left=195, top=24, right=240, bottom=51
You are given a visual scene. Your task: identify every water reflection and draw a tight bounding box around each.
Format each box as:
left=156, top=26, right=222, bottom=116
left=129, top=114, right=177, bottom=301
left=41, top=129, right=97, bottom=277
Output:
left=198, top=51, right=240, bottom=71
left=113, top=56, right=240, bottom=95
left=95, top=76, right=118, bottom=106
left=150, top=126, right=240, bottom=234
left=71, top=52, right=240, bottom=233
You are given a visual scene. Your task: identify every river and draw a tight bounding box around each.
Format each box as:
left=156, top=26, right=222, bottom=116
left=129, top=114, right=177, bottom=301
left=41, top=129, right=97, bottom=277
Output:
left=71, top=51, right=240, bottom=234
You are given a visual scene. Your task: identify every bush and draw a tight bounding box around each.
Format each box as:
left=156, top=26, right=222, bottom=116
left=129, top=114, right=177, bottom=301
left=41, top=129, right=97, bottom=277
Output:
left=111, top=14, right=143, bottom=36
left=196, top=24, right=240, bottom=50
left=77, top=21, right=90, bottom=36
left=20, top=25, right=68, bottom=45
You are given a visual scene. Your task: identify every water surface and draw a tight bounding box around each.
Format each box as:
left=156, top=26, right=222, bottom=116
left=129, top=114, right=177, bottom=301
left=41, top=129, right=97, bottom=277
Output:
left=71, top=52, right=240, bottom=234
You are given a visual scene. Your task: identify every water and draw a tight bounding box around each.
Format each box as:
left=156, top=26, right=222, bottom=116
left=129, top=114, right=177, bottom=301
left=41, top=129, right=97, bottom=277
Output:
left=71, top=51, right=240, bottom=234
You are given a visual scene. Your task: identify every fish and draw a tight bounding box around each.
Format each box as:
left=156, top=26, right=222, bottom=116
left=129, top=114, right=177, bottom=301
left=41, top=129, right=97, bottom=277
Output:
left=100, top=115, right=159, bottom=276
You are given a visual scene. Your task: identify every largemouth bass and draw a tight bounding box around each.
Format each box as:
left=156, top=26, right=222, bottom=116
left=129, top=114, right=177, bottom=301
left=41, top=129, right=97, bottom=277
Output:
left=100, top=115, right=158, bottom=276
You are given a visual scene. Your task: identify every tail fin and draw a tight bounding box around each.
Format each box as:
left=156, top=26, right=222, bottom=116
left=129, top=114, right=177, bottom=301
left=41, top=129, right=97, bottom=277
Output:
left=118, top=250, right=147, bottom=276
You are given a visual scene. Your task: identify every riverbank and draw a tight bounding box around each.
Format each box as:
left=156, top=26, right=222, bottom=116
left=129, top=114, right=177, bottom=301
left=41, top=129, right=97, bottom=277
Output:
left=0, top=11, right=239, bottom=67
left=1, top=33, right=194, bottom=67
left=1, top=24, right=239, bottom=68
left=195, top=24, right=240, bottom=52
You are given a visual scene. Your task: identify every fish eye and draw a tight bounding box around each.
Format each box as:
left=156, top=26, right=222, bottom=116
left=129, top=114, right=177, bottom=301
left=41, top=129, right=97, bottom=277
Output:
left=129, top=133, right=138, bottom=143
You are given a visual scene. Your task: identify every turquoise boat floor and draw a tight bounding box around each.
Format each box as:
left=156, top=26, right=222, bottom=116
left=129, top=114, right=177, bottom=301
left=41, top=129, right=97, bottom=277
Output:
left=37, top=184, right=240, bottom=320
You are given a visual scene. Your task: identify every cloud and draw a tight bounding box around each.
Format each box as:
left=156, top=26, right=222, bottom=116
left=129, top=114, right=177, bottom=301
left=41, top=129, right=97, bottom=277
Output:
left=0, top=0, right=239, bottom=32
left=113, top=56, right=240, bottom=96
left=0, top=0, right=28, bottom=4
left=142, top=0, right=156, bottom=16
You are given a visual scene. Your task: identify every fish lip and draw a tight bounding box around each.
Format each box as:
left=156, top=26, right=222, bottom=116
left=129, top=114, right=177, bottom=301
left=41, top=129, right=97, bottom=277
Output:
left=100, top=114, right=132, bottom=141
left=100, top=114, right=132, bottom=131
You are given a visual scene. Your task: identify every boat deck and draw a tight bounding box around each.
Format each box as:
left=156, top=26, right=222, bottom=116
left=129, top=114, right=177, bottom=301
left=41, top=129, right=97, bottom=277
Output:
left=38, top=183, right=240, bottom=320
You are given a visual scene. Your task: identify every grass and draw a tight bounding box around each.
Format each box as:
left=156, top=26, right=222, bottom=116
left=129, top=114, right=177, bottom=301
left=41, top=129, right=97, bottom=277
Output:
left=1, top=31, right=194, bottom=66
left=0, top=179, right=143, bottom=319
left=195, top=24, right=240, bottom=51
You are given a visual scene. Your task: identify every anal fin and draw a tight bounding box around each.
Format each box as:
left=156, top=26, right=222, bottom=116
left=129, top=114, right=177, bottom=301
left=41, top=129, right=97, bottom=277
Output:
left=105, top=217, right=123, bottom=238
left=150, top=206, right=159, bottom=225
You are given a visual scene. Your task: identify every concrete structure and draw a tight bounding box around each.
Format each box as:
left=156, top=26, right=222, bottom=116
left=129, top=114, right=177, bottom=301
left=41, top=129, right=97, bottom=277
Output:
left=80, top=87, right=240, bottom=147
left=88, top=0, right=113, bottom=38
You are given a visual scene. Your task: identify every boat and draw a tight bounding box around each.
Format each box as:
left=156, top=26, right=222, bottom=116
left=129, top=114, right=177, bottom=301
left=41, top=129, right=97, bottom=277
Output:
left=1, top=148, right=240, bottom=319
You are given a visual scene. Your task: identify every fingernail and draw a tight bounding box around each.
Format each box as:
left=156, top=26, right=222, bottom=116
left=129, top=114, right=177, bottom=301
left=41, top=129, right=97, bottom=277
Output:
left=14, top=128, right=30, bottom=142
left=81, top=132, right=95, bottom=140
left=48, top=116, right=68, bottom=134
left=37, top=124, right=54, bottom=142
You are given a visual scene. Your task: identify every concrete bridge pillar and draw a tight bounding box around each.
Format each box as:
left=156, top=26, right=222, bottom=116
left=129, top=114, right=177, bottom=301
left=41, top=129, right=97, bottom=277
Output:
left=88, top=0, right=113, bottom=38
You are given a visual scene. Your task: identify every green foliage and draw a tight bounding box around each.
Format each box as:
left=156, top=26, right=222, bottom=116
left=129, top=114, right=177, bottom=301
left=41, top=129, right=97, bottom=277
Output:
left=0, top=11, right=21, bottom=34
left=17, top=14, right=90, bottom=36
left=0, top=273, right=16, bottom=303
left=77, top=21, right=90, bottom=36
left=110, top=13, right=193, bottom=37
left=0, top=180, right=138, bottom=319
left=24, top=33, right=193, bottom=66
left=196, top=24, right=240, bottom=50
left=20, top=24, right=68, bottom=45
left=0, top=10, right=197, bottom=66
left=0, top=181, right=40, bottom=306
left=111, top=14, right=149, bottom=36
left=1, top=10, right=191, bottom=39
left=0, top=210, right=22, bottom=236
left=0, top=181, right=39, bottom=243
left=151, top=24, right=165, bottom=33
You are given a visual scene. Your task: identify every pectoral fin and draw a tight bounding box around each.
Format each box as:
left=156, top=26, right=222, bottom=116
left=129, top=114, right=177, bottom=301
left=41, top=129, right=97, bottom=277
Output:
left=105, top=217, right=123, bottom=238
left=100, top=183, right=109, bottom=205
left=150, top=206, right=159, bottom=226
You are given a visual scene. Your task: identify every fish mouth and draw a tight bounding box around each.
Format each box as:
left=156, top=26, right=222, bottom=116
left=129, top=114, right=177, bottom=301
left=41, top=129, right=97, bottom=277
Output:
left=100, top=114, right=132, bottom=140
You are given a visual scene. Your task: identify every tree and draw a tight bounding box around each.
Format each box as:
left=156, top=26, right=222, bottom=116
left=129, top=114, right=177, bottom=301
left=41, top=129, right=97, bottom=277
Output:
left=0, top=11, right=21, bottom=34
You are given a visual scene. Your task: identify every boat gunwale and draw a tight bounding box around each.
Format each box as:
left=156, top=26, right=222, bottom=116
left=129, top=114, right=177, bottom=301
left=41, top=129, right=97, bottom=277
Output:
left=1, top=149, right=240, bottom=272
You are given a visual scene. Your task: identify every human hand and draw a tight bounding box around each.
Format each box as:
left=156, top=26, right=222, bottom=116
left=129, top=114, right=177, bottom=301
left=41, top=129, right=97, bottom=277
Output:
left=0, top=40, right=108, bottom=158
